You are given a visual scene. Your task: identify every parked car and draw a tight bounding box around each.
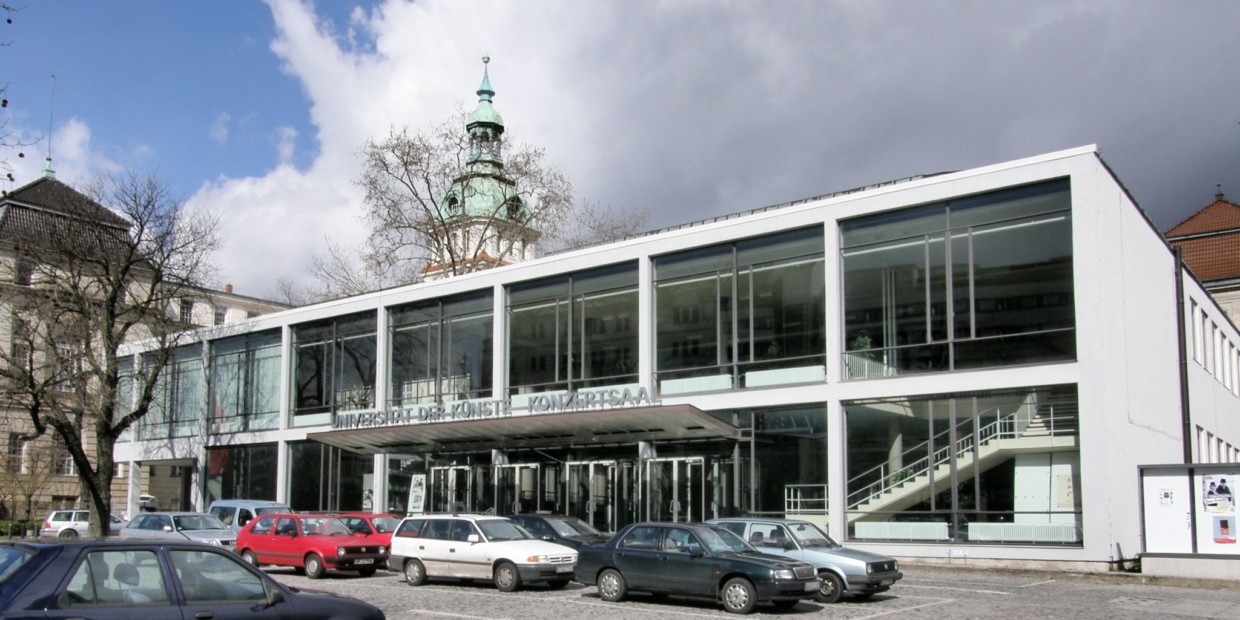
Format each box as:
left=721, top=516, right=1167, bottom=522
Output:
left=236, top=513, right=387, bottom=578
left=38, top=509, right=126, bottom=538
left=206, top=499, right=291, bottom=533
left=389, top=513, right=577, bottom=591
left=0, top=538, right=385, bottom=619
left=119, top=512, right=238, bottom=550
left=506, top=513, right=610, bottom=550
left=707, top=517, right=902, bottom=603
left=333, top=512, right=401, bottom=568
left=574, top=521, right=819, bottom=614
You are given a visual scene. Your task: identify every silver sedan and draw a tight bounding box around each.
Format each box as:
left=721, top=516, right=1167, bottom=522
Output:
left=119, top=511, right=238, bottom=550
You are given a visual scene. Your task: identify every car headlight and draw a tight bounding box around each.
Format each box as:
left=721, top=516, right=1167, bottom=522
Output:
left=866, top=563, right=874, bottom=574
left=379, top=545, right=386, bottom=554
left=772, top=569, right=796, bottom=580
left=525, top=554, right=549, bottom=563
left=337, top=546, right=346, bottom=556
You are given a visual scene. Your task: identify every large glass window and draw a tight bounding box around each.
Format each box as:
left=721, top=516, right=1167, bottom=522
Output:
left=287, top=441, right=373, bottom=512
left=654, top=227, right=825, bottom=394
left=508, top=262, right=638, bottom=394
left=844, top=385, right=1081, bottom=545
left=389, top=291, right=492, bottom=406
left=205, top=443, right=277, bottom=505
left=292, top=312, right=376, bottom=425
left=209, top=330, right=281, bottom=433
left=143, top=345, right=202, bottom=439
left=841, top=179, right=1074, bottom=379
left=729, top=405, right=828, bottom=517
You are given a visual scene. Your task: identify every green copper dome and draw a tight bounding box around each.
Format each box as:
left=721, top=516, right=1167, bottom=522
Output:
left=467, top=55, right=504, bottom=128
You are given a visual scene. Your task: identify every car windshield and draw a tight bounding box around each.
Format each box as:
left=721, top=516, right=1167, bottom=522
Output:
left=700, top=527, right=752, bottom=554
left=371, top=516, right=400, bottom=533
left=478, top=520, right=532, bottom=542
left=173, top=514, right=229, bottom=531
left=0, top=547, right=34, bottom=585
left=545, top=516, right=603, bottom=537
left=787, top=521, right=839, bottom=548
left=300, top=517, right=351, bottom=535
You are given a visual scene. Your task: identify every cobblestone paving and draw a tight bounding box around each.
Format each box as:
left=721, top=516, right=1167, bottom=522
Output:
left=267, top=565, right=1240, bottom=619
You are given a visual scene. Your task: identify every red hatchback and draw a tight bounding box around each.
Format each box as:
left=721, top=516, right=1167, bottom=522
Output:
left=237, top=513, right=389, bottom=578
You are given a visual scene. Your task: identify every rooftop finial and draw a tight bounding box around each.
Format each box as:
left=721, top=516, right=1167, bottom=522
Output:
left=1217, top=184, right=1225, bottom=201
left=42, top=74, right=56, bottom=179
left=477, top=54, right=494, bottom=103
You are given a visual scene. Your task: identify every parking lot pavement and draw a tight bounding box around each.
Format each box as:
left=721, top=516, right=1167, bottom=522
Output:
left=267, top=566, right=1240, bottom=619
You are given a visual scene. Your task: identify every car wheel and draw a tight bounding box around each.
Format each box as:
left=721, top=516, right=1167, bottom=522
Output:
left=404, top=559, right=427, bottom=586
left=58, top=529, right=78, bottom=539
left=358, top=567, right=377, bottom=577
left=494, top=561, right=522, bottom=592
left=598, top=568, right=627, bottom=602
left=241, top=550, right=259, bottom=567
left=816, top=571, right=843, bottom=604
left=304, top=554, right=326, bottom=579
left=546, top=579, right=571, bottom=590
left=721, top=577, right=756, bottom=614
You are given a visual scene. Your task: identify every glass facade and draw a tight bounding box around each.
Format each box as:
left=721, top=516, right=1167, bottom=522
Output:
left=844, top=385, right=1081, bottom=544
left=508, top=262, right=638, bottom=394
left=841, top=179, right=1074, bottom=378
left=143, top=345, right=203, bottom=439
left=292, top=312, right=377, bottom=425
left=209, top=330, right=281, bottom=433
left=205, top=443, right=277, bottom=505
left=654, top=226, right=826, bottom=393
left=287, top=441, right=374, bottom=512
left=742, top=406, right=828, bottom=517
left=389, top=290, right=493, bottom=406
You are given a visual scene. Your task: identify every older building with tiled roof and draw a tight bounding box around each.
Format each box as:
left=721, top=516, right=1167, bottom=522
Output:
left=1166, top=188, right=1240, bottom=323
left=1, top=171, right=289, bottom=521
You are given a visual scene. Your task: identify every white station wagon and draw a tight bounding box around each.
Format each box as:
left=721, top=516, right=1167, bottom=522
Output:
left=389, top=514, right=577, bottom=591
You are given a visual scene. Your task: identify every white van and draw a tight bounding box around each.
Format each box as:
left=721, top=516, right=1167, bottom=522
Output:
left=206, top=499, right=291, bottom=533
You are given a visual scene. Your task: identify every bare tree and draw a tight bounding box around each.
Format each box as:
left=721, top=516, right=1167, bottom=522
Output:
left=1, top=3, right=34, bottom=185
left=0, top=172, right=218, bottom=536
left=347, top=112, right=574, bottom=290
left=0, top=431, right=59, bottom=522
left=545, top=200, right=651, bottom=253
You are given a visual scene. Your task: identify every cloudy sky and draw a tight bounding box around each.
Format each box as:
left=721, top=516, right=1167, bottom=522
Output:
left=4, top=0, right=1239, bottom=299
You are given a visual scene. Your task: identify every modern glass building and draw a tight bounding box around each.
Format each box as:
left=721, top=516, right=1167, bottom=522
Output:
left=115, top=145, right=1240, bottom=570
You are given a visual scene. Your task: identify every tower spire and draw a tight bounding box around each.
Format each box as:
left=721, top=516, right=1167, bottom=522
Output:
left=42, top=74, right=56, bottom=179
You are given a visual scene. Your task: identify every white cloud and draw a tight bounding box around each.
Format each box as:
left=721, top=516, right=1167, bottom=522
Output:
left=2, top=117, right=122, bottom=189
left=185, top=0, right=1240, bottom=299
left=274, top=126, right=297, bottom=164
left=209, top=112, right=232, bottom=144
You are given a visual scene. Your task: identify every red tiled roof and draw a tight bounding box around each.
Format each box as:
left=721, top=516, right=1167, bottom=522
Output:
left=1171, top=233, right=1240, bottom=281
left=1165, top=198, right=1240, bottom=237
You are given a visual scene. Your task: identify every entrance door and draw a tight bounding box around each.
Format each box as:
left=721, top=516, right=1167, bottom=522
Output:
left=495, top=464, right=540, bottom=514
left=566, top=461, right=617, bottom=533
left=430, top=466, right=472, bottom=513
left=645, top=457, right=704, bottom=522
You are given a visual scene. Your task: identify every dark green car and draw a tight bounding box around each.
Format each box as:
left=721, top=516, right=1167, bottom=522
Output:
left=574, top=522, right=819, bottom=614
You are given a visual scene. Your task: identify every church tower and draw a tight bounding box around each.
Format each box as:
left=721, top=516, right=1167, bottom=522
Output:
left=423, top=56, right=539, bottom=281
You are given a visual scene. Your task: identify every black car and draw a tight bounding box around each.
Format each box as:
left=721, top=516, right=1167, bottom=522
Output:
left=506, top=514, right=610, bottom=550
left=0, top=539, right=385, bottom=620
left=574, top=522, right=819, bottom=614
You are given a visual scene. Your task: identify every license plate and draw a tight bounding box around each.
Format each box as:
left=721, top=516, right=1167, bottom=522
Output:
left=355, top=558, right=374, bottom=565
left=556, top=565, right=573, bottom=573
left=879, top=579, right=893, bottom=586
left=804, top=582, right=818, bottom=592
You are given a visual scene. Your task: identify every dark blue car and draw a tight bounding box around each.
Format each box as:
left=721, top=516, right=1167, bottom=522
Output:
left=0, top=539, right=384, bottom=619
left=574, top=522, right=820, bottom=614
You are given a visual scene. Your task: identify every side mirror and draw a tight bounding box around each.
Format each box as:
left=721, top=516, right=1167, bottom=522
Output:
left=268, top=589, right=286, bottom=606
left=541, top=535, right=554, bottom=542
left=784, top=540, right=797, bottom=551
left=467, top=533, right=481, bottom=544
left=163, top=525, right=174, bottom=532
left=685, top=543, right=704, bottom=556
